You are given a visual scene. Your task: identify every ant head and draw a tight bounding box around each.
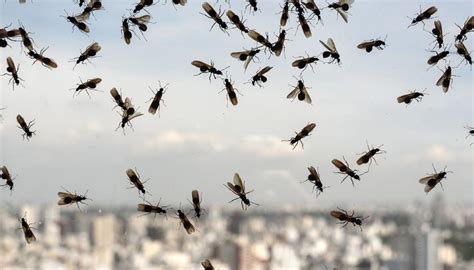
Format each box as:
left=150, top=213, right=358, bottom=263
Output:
left=0, top=39, right=7, bottom=48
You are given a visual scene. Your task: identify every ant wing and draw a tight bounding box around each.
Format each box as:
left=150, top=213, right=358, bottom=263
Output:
left=434, top=20, right=443, bottom=36
left=191, top=60, right=212, bottom=70
left=24, top=230, right=36, bottom=244
left=327, top=38, right=338, bottom=52
left=126, top=168, right=138, bottom=179
left=465, top=16, right=474, bottom=29
left=356, top=154, right=370, bottom=165
left=227, top=182, right=241, bottom=195
left=230, top=51, right=248, bottom=60
left=84, top=42, right=101, bottom=55
left=292, top=58, right=307, bottom=68
left=1, top=166, right=10, bottom=177
left=191, top=190, right=200, bottom=205
left=6, top=57, right=16, bottom=72
left=110, top=88, right=123, bottom=104
left=302, top=87, right=312, bottom=104
left=257, top=66, right=273, bottom=75
left=128, top=112, right=144, bottom=121
left=455, top=41, right=468, bottom=54
left=201, top=259, right=214, bottom=269
left=336, top=8, right=349, bottom=23
left=424, top=6, right=438, bottom=17
left=248, top=30, right=266, bottom=44
left=87, top=78, right=102, bottom=85
left=332, top=159, right=348, bottom=171
left=134, top=15, right=151, bottom=24
left=233, top=173, right=245, bottom=193
left=424, top=178, right=440, bottom=193
left=303, top=123, right=316, bottom=133
left=202, top=2, right=217, bottom=16
left=419, top=175, right=436, bottom=184
left=357, top=41, right=374, bottom=49
left=57, top=192, right=73, bottom=198
left=308, top=166, right=319, bottom=178
left=182, top=216, right=195, bottom=234
left=16, top=114, right=26, bottom=127
left=330, top=210, right=346, bottom=220
left=44, top=58, right=58, bottom=68
left=137, top=203, right=150, bottom=212
left=286, top=87, right=299, bottom=99
left=397, top=94, right=412, bottom=103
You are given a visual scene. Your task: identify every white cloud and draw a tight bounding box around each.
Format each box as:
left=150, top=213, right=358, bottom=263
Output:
left=241, top=135, right=303, bottom=158
left=425, top=145, right=455, bottom=162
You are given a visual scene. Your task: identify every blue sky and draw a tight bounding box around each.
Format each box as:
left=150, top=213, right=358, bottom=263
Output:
left=0, top=0, right=472, bottom=208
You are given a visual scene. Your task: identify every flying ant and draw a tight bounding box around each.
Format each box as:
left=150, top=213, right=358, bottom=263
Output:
left=133, top=0, right=156, bottom=14
left=137, top=199, right=169, bottom=218
left=18, top=22, right=34, bottom=51
left=230, top=48, right=260, bottom=70
left=201, top=2, right=228, bottom=33
left=425, top=20, right=445, bottom=49
left=297, top=12, right=312, bottom=38
left=279, top=1, right=289, bottom=27
left=397, top=89, right=427, bottom=105
left=147, top=81, right=168, bottom=115
left=189, top=190, right=204, bottom=218
left=110, top=88, right=135, bottom=115
left=3, top=57, right=23, bottom=89
left=128, top=14, right=151, bottom=34
left=419, top=164, right=452, bottom=193
left=328, top=0, right=353, bottom=23
left=357, top=37, right=387, bottom=53
left=303, top=0, right=322, bottom=23
left=436, top=65, right=454, bottom=93
left=332, top=157, right=366, bottom=185
left=245, top=0, right=259, bottom=14
left=292, top=53, right=319, bottom=73
left=225, top=173, right=259, bottom=210
left=117, top=109, right=144, bottom=133
left=1, top=166, right=14, bottom=191
left=57, top=187, right=91, bottom=211
left=63, top=11, right=90, bottom=33
left=287, top=78, right=312, bottom=104
left=201, top=259, right=215, bottom=270
left=172, top=0, right=187, bottom=7
left=283, top=122, right=316, bottom=149
left=16, top=114, right=35, bottom=140
left=72, top=78, right=102, bottom=97
left=250, top=66, right=272, bottom=87
left=408, top=6, right=437, bottom=28
left=320, top=38, right=340, bottom=64
left=302, top=166, right=327, bottom=196
left=19, top=214, right=36, bottom=244
left=122, top=18, right=132, bottom=45
left=27, top=47, right=58, bottom=69
left=290, top=0, right=305, bottom=14
left=191, top=60, right=228, bottom=81
left=220, top=77, right=239, bottom=106
left=356, top=141, right=386, bottom=169
left=126, top=168, right=150, bottom=197
left=176, top=206, right=196, bottom=234
left=455, top=41, right=472, bottom=67
left=271, top=29, right=288, bottom=56
left=226, top=10, right=249, bottom=34
left=78, top=0, right=103, bottom=21
left=330, top=207, right=369, bottom=231
left=455, top=16, right=473, bottom=42
left=0, top=24, right=21, bottom=46
left=72, top=42, right=101, bottom=68
left=247, top=30, right=273, bottom=52
left=427, top=47, right=450, bottom=68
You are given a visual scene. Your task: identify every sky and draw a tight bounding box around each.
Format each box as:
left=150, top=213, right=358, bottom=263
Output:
left=0, top=0, right=473, bottom=209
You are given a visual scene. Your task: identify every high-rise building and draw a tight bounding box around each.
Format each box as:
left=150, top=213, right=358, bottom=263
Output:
left=92, top=214, right=117, bottom=269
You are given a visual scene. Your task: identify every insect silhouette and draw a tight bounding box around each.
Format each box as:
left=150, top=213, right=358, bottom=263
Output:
left=191, top=60, right=228, bottom=81
left=332, top=157, right=365, bottom=185
left=201, top=259, right=215, bottom=270
left=72, top=42, right=101, bottom=68
left=79, top=0, right=103, bottom=20
left=221, top=77, right=239, bottom=106
left=126, top=168, right=149, bottom=197
left=292, top=54, right=319, bottom=73
left=0, top=25, right=20, bottom=48
left=122, top=18, right=132, bottom=45
left=225, top=173, right=258, bottom=210
left=137, top=199, right=169, bottom=218
left=18, top=22, right=34, bottom=51
left=436, top=65, right=453, bottom=93
left=16, top=114, right=36, bottom=140
left=455, top=16, right=473, bottom=42
left=117, top=109, right=144, bottom=133
left=250, top=66, right=272, bottom=87
left=27, top=47, right=58, bottom=69
left=72, top=78, right=102, bottom=97
left=291, top=0, right=305, bottom=14
left=230, top=48, right=260, bottom=70
left=201, top=2, right=228, bottom=33
left=427, top=48, right=449, bottom=68
left=408, top=6, right=437, bottom=28
left=297, top=12, right=312, bottom=38
left=3, top=57, right=23, bottom=89
left=147, top=81, right=168, bottom=115
left=455, top=41, right=472, bottom=67
left=176, top=207, right=196, bottom=234
left=63, top=12, right=90, bottom=33
left=226, top=10, right=249, bottom=34
left=419, top=164, right=453, bottom=193
left=189, top=190, right=204, bottom=218
left=271, top=29, right=287, bottom=56
left=279, top=1, right=289, bottom=27
left=303, top=0, right=322, bottom=23
left=247, top=30, right=273, bottom=52
left=328, top=0, right=353, bottom=23
left=320, top=38, right=340, bottom=64
left=287, top=78, right=312, bottom=104
left=57, top=188, right=91, bottom=211
left=1, top=166, right=14, bottom=191
left=330, top=208, right=369, bottom=230
left=357, top=37, right=387, bottom=53
left=397, top=89, right=427, bottom=105
left=465, top=126, right=474, bottom=146
left=426, top=20, right=445, bottom=49
left=246, top=0, right=259, bottom=13
left=172, top=0, right=187, bottom=7
left=283, top=122, right=316, bottom=149
left=110, top=88, right=132, bottom=113
left=302, top=166, right=327, bottom=196
left=128, top=14, right=151, bottom=33
left=20, top=214, right=36, bottom=244
left=133, top=0, right=155, bottom=14
left=356, top=141, right=386, bottom=169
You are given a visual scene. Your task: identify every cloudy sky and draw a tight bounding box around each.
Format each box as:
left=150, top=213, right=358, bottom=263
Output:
left=0, top=0, right=472, bottom=209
